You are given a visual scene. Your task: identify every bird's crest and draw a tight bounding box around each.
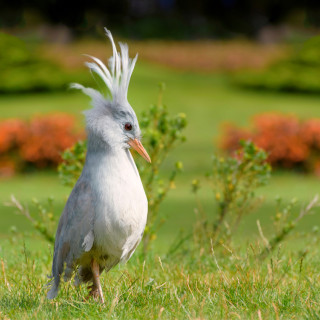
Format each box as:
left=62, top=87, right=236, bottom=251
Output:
left=72, top=28, right=137, bottom=105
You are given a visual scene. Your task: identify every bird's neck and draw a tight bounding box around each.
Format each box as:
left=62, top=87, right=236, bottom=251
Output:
left=84, top=133, right=139, bottom=178
left=86, top=132, right=111, bottom=153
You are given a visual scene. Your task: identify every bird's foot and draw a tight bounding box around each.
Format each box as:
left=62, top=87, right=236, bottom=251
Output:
left=85, top=285, right=105, bottom=304
left=89, top=289, right=100, bottom=301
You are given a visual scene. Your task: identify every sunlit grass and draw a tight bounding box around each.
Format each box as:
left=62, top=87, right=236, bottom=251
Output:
left=0, top=238, right=319, bottom=319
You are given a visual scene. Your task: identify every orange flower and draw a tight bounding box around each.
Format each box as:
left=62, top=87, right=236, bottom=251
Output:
left=0, top=113, right=85, bottom=174
left=252, top=113, right=308, bottom=166
left=220, top=113, right=320, bottom=172
left=20, top=114, right=83, bottom=168
left=302, top=119, right=320, bottom=149
left=0, top=119, right=28, bottom=154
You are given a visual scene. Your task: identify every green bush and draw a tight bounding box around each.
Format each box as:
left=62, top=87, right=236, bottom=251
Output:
left=191, top=140, right=319, bottom=260
left=0, top=33, right=90, bottom=93
left=233, top=36, right=320, bottom=93
left=192, top=141, right=271, bottom=250
left=137, top=88, right=186, bottom=254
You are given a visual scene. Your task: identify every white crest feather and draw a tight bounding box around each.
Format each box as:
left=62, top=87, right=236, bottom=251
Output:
left=78, top=28, right=138, bottom=105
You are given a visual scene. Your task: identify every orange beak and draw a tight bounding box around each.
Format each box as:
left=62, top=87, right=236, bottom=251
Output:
left=128, top=139, right=151, bottom=163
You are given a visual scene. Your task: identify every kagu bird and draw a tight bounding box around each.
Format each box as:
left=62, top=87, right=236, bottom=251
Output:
left=47, top=28, right=150, bottom=303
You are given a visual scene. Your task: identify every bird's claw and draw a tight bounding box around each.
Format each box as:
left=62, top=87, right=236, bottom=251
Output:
left=85, top=285, right=105, bottom=303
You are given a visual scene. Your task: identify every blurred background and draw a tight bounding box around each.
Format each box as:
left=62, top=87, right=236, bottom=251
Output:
left=1, top=0, right=320, bottom=251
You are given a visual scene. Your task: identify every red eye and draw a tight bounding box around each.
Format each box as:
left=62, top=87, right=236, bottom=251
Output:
left=124, top=123, right=132, bottom=131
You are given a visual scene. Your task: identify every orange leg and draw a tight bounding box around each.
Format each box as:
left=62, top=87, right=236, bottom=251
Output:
left=90, top=259, right=105, bottom=304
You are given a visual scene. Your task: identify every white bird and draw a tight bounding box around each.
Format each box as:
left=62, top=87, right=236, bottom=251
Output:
left=47, top=28, right=150, bottom=303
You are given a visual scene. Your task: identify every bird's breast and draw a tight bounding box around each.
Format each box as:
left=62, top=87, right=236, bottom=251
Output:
left=89, top=150, right=148, bottom=260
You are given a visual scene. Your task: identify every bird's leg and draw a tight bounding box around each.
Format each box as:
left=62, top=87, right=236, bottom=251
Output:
left=90, top=259, right=105, bottom=304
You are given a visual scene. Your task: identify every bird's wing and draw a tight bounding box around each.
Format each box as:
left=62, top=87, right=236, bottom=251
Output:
left=47, top=177, right=95, bottom=299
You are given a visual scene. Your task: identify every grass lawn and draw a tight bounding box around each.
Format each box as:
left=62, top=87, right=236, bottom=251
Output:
left=1, top=61, right=320, bottom=319
left=1, top=239, right=319, bottom=319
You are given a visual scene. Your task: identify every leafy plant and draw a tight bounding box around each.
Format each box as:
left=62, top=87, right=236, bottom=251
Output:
left=137, top=85, right=186, bottom=253
left=58, top=140, right=87, bottom=186
left=192, top=141, right=271, bottom=249
left=5, top=195, right=57, bottom=244
left=257, top=194, right=319, bottom=259
left=58, top=85, right=187, bottom=253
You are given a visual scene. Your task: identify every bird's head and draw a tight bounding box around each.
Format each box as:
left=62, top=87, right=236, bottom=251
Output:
left=72, top=28, right=150, bottom=163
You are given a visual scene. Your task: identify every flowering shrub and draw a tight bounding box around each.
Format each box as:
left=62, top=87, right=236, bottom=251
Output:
left=220, top=113, right=320, bottom=173
left=0, top=119, right=29, bottom=175
left=0, top=119, right=27, bottom=154
left=0, top=114, right=83, bottom=175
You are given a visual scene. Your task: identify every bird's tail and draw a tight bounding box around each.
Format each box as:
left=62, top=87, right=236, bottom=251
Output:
left=46, top=275, right=60, bottom=299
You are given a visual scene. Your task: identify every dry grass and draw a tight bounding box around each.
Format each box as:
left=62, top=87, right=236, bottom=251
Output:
left=40, top=39, right=287, bottom=73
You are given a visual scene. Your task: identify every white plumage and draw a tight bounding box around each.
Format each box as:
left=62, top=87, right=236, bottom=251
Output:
left=47, top=28, right=150, bottom=303
left=83, top=28, right=138, bottom=104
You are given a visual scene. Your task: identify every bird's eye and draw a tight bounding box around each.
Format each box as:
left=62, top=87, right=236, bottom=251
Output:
left=124, top=122, right=133, bottom=131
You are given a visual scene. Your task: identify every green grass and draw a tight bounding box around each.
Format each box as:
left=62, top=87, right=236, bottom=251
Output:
left=1, top=238, right=319, bottom=319
left=1, top=61, right=320, bottom=318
